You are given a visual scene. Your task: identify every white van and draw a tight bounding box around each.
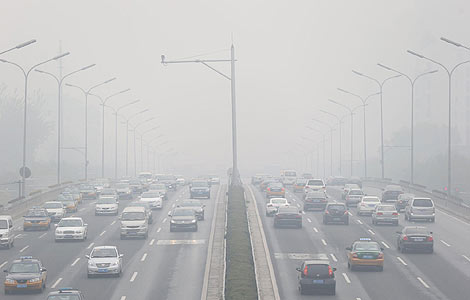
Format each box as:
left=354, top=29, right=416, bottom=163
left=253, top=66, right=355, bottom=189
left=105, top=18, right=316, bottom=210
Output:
left=0, top=215, right=14, bottom=248
left=405, top=197, right=435, bottom=222
left=281, top=170, right=297, bottom=185
left=120, top=207, right=148, bottom=239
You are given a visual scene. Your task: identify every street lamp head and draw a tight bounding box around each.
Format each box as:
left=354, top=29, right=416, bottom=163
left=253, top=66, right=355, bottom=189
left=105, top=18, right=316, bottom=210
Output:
left=352, top=70, right=364, bottom=76
left=119, top=88, right=131, bottom=94
left=428, top=70, right=439, bottom=74
left=440, top=37, right=462, bottom=47
left=53, top=52, right=70, bottom=60
left=0, top=59, right=8, bottom=63
left=407, top=50, right=424, bottom=59
left=16, top=39, right=36, bottom=49
left=81, top=64, right=96, bottom=71
left=161, top=55, right=166, bottom=64
left=104, top=77, right=117, bottom=84
left=34, top=69, right=48, bottom=74
left=377, top=63, right=393, bottom=71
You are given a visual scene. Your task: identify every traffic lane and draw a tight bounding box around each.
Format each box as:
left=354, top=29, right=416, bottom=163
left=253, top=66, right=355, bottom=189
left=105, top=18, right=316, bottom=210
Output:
left=325, top=186, right=470, bottom=300
left=53, top=188, right=184, bottom=300
left=0, top=189, right=179, bottom=299
left=252, top=187, right=370, bottom=300
left=107, top=185, right=220, bottom=300
left=289, top=188, right=439, bottom=300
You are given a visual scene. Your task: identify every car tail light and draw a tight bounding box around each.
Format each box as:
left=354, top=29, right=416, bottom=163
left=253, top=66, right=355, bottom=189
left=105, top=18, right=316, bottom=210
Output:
left=328, top=265, right=333, bottom=277
left=325, top=210, right=329, bottom=214
left=303, top=265, right=308, bottom=276
left=427, top=236, right=433, bottom=242
left=267, top=188, right=271, bottom=191
left=344, top=211, right=348, bottom=215
left=403, top=236, right=408, bottom=241
left=295, top=214, right=302, bottom=218
left=352, top=253, right=358, bottom=258
left=377, top=212, right=383, bottom=216
left=281, top=188, right=285, bottom=191
left=392, top=212, right=398, bottom=216
left=378, top=253, right=384, bottom=259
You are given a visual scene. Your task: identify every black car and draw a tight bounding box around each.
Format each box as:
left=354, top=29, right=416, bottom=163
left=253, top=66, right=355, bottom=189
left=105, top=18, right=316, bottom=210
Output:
left=179, top=200, right=205, bottom=220
left=323, top=203, right=349, bottom=225
left=274, top=206, right=302, bottom=228
left=296, top=258, right=336, bottom=295
left=169, top=208, right=198, bottom=232
left=303, top=191, right=328, bottom=211
left=382, top=185, right=404, bottom=202
left=189, top=180, right=211, bottom=199
left=397, top=226, right=433, bottom=253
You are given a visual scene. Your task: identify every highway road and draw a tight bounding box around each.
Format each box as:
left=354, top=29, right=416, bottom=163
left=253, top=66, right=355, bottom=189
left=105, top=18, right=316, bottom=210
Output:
left=250, top=183, right=470, bottom=300
left=0, top=184, right=224, bottom=299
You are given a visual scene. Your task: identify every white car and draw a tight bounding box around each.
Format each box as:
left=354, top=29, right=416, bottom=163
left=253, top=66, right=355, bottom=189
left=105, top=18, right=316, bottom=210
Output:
left=115, top=183, right=132, bottom=200
left=304, top=179, right=326, bottom=196
left=95, top=197, right=119, bottom=215
left=139, top=192, right=162, bottom=210
left=210, top=177, right=220, bottom=185
left=357, top=196, right=381, bottom=216
left=265, top=198, right=289, bottom=217
left=148, top=183, right=168, bottom=200
left=86, top=246, right=123, bottom=278
left=55, top=217, right=88, bottom=241
left=0, top=215, right=14, bottom=249
left=176, top=176, right=186, bottom=186
left=43, top=201, right=66, bottom=222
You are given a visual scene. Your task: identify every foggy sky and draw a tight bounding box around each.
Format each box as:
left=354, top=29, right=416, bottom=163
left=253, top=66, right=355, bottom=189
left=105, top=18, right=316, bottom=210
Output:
left=2, top=0, right=470, bottom=179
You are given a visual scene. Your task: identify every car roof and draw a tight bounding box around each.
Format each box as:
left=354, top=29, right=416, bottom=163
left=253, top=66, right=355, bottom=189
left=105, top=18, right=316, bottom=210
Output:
left=0, top=215, right=13, bottom=219
left=122, top=206, right=146, bottom=212
left=61, top=217, right=83, bottom=221
left=12, top=256, right=41, bottom=263
left=92, top=245, right=117, bottom=250
left=306, top=191, right=325, bottom=197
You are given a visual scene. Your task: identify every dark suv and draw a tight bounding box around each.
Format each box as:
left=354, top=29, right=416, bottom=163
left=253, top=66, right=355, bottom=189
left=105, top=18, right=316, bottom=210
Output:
left=296, top=258, right=336, bottom=295
left=323, top=203, right=349, bottom=225
left=303, top=191, right=328, bottom=211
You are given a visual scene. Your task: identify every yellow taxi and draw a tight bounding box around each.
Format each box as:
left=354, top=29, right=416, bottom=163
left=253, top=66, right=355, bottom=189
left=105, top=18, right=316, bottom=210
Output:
left=346, top=238, right=384, bottom=271
left=4, top=256, right=47, bottom=294
left=266, top=182, right=286, bottom=199
left=293, top=178, right=308, bottom=193
left=23, top=207, right=51, bottom=231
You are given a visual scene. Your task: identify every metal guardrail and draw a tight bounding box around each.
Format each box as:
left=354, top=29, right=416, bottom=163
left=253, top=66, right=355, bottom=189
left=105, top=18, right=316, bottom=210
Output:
left=362, top=177, right=470, bottom=221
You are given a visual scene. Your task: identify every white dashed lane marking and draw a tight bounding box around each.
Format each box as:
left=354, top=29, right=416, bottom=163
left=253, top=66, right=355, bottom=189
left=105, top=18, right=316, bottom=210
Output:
left=130, top=272, right=138, bottom=282
left=111, top=220, right=116, bottom=225
left=329, top=253, right=338, bottom=262
left=19, top=245, right=29, bottom=253
left=307, top=218, right=312, bottom=223
left=149, top=239, right=155, bottom=246
left=87, top=242, right=95, bottom=249
left=462, top=255, right=470, bottom=262
left=141, top=253, right=147, bottom=262
left=381, top=241, right=390, bottom=249
left=342, top=272, right=351, bottom=284
left=356, top=219, right=363, bottom=224
left=397, top=257, right=408, bottom=266
left=157, top=227, right=161, bottom=233
left=0, top=261, right=8, bottom=269
left=38, top=232, right=47, bottom=239
left=368, top=229, right=375, bottom=235
left=100, top=230, right=106, bottom=237
left=417, top=277, right=430, bottom=288
left=162, top=218, right=167, bottom=223
left=313, top=227, right=319, bottom=233
left=440, top=240, right=451, bottom=247
left=321, top=239, right=327, bottom=246
left=71, top=258, right=80, bottom=267
left=51, top=278, right=63, bottom=289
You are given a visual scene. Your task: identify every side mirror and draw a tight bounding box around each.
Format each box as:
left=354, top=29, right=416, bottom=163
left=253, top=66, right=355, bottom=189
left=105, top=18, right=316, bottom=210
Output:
left=41, top=268, right=47, bottom=272
left=396, top=231, right=402, bottom=234
left=332, top=267, right=337, bottom=272
left=85, top=255, right=90, bottom=259
left=84, top=224, right=88, bottom=227
left=168, top=212, right=172, bottom=217
left=54, top=224, right=58, bottom=227
left=295, top=267, right=301, bottom=272
left=345, top=247, right=352, bottom=251
left=380, top=247, right=384, bottom=251
left=299, top=210, right=303, bottom=214
left=119, top=254, right=124, bottom=258
left=430, top=232, right=433, bottom=234
left=3, top=270, right=8, bottom=273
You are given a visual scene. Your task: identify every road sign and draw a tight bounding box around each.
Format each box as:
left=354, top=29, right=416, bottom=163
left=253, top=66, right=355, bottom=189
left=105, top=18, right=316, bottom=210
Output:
left=19, top=167, right=31, bottom=178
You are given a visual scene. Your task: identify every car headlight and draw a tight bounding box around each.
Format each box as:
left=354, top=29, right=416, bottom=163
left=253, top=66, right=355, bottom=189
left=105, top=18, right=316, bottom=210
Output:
left=76, top=230, right=83, bottom=234
left=111, top=262, right=118, bottom=266
left=56, top=230, right=63, bottom=234
left=28, top=277, right=41, bottom=283
left=5, top=279, right=15, bottom=284
left=170, top=219, right=176, bottom=224
left=191, top=219, right=197, bottom=223
left=88, top=261, right=96, bottom=267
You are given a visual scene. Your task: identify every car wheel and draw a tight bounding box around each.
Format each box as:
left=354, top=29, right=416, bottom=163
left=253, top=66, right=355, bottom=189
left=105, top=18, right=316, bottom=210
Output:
left=299, top=285, right=305, bottom=295
left=430, top=217, right=435, bottom=223
left=329, top=288, right=336, bottom=295
left=377, top=266, right=384, bottom=272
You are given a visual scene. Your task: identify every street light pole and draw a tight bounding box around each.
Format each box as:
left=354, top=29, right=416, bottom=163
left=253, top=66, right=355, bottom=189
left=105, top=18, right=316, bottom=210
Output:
left=65, top=78, right=117, bottom=181
left=0, top=52, right=70, bottom=196
left=407, top=49, right=470, bottom=195
left=35, top=64, right=95, bottom=184
left=306, top=126, right=327, bottom=178
left=352, top=70, right=401, bottom=179
left=312, top=118, right=335, bottom=176
left=139, top=126, right=159, bottom=172
left=161, top=44, right=240, bottom=185
left=337, top=89, right=380, bottom=178
left=107, top=100, right=140, bottom=179
left=122, top=109, right=148, bottom=176
left=90, top=88, right=131, bottom=178
left=377, top=64, right=438, bottom=184
left=131, top=118, right=155, bottom=176
left=319, top=109, right=346, bottom=176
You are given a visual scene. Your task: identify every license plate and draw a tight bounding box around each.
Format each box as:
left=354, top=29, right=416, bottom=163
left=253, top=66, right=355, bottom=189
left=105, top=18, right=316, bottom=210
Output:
left=414, top=238, right=425, bottom=241
left=128, top=232, right=137, bottom=235
left=362, top=255, right=373, bottom=259
left=313, top=280, right=324, bottom=284
left=65, top=235, right=73, bottom=238
left=16, top=284, right=27, bottom=288
left=333, top=218, right=341, bottom=221
left=313, top=199, right=320, bottom=202
left=98, top=268, right=108, bottom=273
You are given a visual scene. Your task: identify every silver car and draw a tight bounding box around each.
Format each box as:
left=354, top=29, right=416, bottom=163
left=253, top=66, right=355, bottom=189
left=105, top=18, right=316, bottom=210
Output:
left=372, top=204, right=399, bottom=226
left=86, top=246, right=123, bottom=277
left=357, top=196, right=381, bottom=216
left=405, top=198, right=435, bottom=222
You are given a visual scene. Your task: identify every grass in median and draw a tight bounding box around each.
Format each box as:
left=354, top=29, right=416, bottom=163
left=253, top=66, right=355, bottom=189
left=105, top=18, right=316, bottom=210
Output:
left=225, top=185, right=258, bottom=300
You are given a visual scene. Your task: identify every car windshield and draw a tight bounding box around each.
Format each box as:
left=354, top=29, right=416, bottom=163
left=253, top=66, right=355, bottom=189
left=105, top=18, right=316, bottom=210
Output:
left=129, top=202, right=149, bottom=210
left=413, top=199, right=433, bottom=207
left=192, top=181, right=208, bottom=187
left=349, top=190, right=363, bottom=195
left=150, top=184, right=166, bottom=190
left=10, top=262, right=40, bottom=273
left=378, top=206, right=396, bottom=211
left=328, top=205, right=345, bottom=210
left=354, top=242, right=380, bottom=251
left=404, top=227, right=429, bottom=235
left=284, top=171, right=296, bottom=176
left=269, top=183, right=283, bottom=188
left=48, top=295, right=80, bottom=300
left=278, top=207, right=298, bottom=214
left=307, top=180, right=323, bottom=185
left=363, top=198, right=379, bottom=202
left=97, top=198, right=116, bottom=204
left=0, top=220, right=8, bottom=229
left=181, top=201, right=201, bottom=207
left=122, top=212, right=145, bottom=220
left=58, top=194, right=73, bottom=201
left=116, top=184, right=129, bottom=189
left=304, top=264, right=329, bottom=277
left=44, top=203, right=63, bottom=209
left=26, top=209, right=47, bottom=217
left=101, top=189, right=116, bottom=195
left=172, top=209, right=195, bottom=216
left=142, top=193, right=159, bottom=198
left=58, top=220, right=82, bottom=227
left=91, top=248, right=117, bottom=258
left=272, top=199, right=287, bottom=204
